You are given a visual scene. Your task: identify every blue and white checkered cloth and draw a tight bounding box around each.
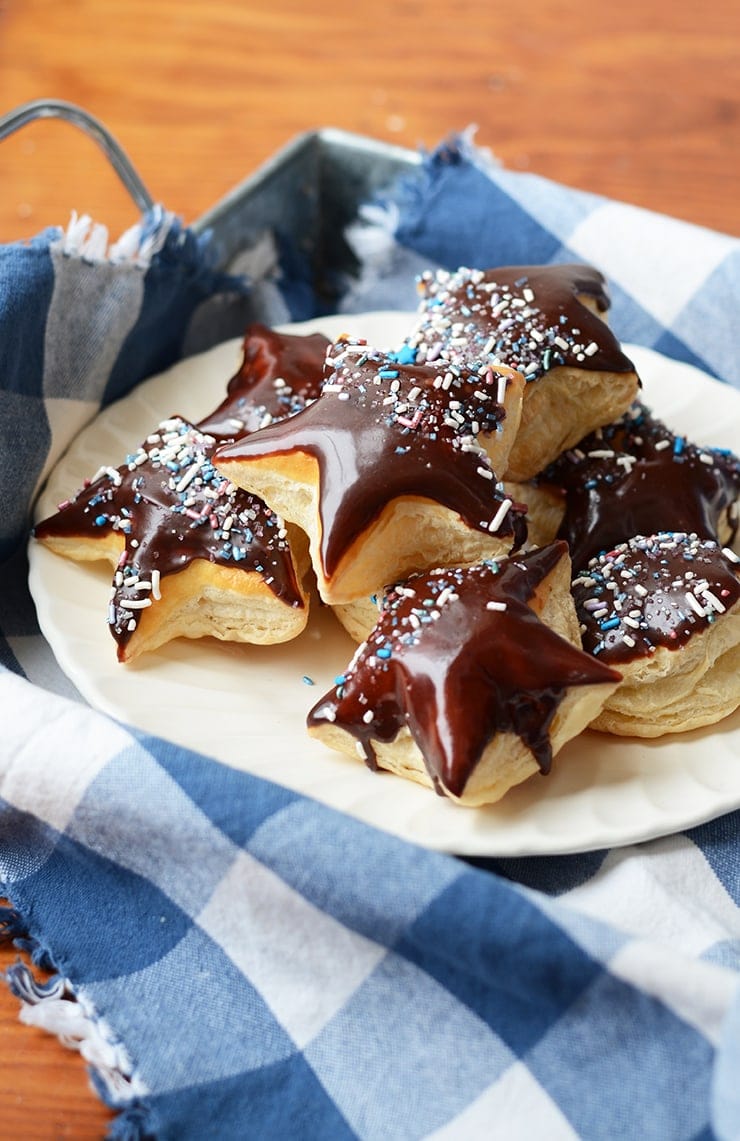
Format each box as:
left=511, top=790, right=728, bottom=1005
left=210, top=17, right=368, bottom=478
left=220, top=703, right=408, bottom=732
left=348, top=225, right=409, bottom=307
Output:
left=2, top=134, right=740, bottom=1140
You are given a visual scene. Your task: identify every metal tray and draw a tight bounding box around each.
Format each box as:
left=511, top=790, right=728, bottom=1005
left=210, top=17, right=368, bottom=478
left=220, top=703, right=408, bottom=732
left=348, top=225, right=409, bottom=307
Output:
left=0, top=100, right=420, bottom=328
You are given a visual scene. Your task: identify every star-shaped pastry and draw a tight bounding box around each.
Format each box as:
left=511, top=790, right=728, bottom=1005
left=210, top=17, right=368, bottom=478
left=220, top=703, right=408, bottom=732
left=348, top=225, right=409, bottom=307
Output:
left=404, top=263, right=640, bottom=480
left=214, top=339, right=528, bottom=603
left=307, top=542, right=620, bottom=804
left=540, top=402, right=740, bottom=572
left=196, top=323, right=328, bottom=440
left=34, top=416, right=309, bottom=662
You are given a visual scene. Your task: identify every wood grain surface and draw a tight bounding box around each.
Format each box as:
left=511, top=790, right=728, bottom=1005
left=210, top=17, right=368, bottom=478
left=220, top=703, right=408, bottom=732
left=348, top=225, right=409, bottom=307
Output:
left=1, top=1, right=739, bottom=1136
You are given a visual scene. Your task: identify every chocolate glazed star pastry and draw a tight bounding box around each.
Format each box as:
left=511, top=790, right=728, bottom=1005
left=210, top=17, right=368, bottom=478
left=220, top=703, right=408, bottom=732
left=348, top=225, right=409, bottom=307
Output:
left=34, top=417, right=311, bottom=662
left=214, top=338, right=528, bottom=605
left=408, top=263, right=640, bottom=481
left=33, top=326, right=330, bottom=662
left=574, top=534, right=740, bottom=736
left=539, top=402, right=740, bottom=573
left=196, top=323, right=329, bottom=441
left=307, top=542, right=621, bottom=806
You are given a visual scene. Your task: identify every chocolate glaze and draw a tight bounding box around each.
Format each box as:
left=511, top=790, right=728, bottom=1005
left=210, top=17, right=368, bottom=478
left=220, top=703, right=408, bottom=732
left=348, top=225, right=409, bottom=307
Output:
left=540, top=403, right=740, bottom=572
left=196, top=324, right=329, bottom=441
left=408, top=264, right=636, bottom=382
left=308, top=543, right=620, bottom=797
left=34, top=417, right=304, bottom=659
left=574, top=533, right=740, bottom=665
left=215, top=341, right=528, bottom=578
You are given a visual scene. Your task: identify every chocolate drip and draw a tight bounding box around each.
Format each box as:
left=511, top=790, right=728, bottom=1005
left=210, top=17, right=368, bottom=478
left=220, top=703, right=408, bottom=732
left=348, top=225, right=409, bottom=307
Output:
left=574, top=533, right=740, bottom=665
left=541, top=403, right=740, bottom=572
left=308, top=543, right=620, bottom=797
left=34, top=417, right=304, bottom=658
left=408, top=263, right=636, bottom=382
left=215, top=342, right=528, bottom=578
left=196, top=324, right=329, bottom=441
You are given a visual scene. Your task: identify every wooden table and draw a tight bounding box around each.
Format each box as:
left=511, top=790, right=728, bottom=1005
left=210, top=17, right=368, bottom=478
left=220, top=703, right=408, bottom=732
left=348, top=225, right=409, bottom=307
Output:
left=1, top=0, right=738, bottom=1135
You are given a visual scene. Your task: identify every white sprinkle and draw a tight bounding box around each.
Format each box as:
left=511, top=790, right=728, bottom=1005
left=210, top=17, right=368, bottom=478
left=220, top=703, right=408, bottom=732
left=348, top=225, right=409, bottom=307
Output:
left=122, top=598, right=152, bottom=610
left=634, top=583, right=648, bottom=596
left=477, top=466, right=494, bottom=480
left=655, top=439, right=671, bottom=451
left=699, top=589, right=726, bottom=613
left=175, top=460, right=203, bottom=493
left=362, top=710, right=374, bottom=724
left=623, top=634, right=636, bottom=648
left=622, top=616, right=641, bottom=629
left=722, top=547, right=740, bottom=563
left=587, top=449, right=615, bottom=460
left=685, top=592, right=706, bottom=618
left=554, top=336, right=569, bottom=351
left=408, top=386, right=422, bottom=402
left=151, top=569, right=161, bottom=600
left=486, top=600, right=507, bottom=611
left=489, top=498, right=512, bottom=532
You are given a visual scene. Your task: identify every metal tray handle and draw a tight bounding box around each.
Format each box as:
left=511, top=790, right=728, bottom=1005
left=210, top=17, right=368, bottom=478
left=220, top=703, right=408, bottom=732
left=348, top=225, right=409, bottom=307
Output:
left=0, top=99, right=155, bottom=214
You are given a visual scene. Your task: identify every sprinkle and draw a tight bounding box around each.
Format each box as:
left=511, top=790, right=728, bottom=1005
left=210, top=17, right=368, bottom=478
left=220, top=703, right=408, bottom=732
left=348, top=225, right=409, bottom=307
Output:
left=122, top=598, right=152, bottom=610
left=362, top=710, right=374, bottom=724
left=151, top=569, right=161, bottom=600
left=486, top=600, right=507, bottom=611
left=175, top=461, right=202, bottom=493
left=488, top=498, right=512, bottom=533
left=600, top=617, right=620, bottom=631
left=685, top=592, right=706, bottom=618
left=302, top=676, right=314, bottom=686
left=654, top=439, right=671, bottom=451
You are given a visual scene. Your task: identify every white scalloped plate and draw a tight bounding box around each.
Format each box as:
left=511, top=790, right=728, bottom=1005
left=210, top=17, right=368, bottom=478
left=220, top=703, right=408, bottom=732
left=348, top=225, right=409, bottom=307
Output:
left=28, top=313, right=740, bottom=855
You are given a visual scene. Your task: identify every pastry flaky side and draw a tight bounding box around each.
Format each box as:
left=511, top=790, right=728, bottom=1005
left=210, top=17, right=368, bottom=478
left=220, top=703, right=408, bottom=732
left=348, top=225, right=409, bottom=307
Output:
left=308, top=544, right=621, bottom=807
left=574, top=534, right=740, bottom=737
left=407, top=265, right=641, bottom=484
left=215, top=342, right=529, bottom=606
left=503, top=292, right=639, bottom=482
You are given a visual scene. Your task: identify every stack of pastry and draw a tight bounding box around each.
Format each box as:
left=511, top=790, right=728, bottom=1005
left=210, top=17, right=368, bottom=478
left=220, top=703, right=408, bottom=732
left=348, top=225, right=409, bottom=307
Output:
left=36, top=263, right=740, bottom=807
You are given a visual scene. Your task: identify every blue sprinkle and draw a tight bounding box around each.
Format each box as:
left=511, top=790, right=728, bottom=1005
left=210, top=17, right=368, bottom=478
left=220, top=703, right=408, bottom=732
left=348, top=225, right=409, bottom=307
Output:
left=376, top=647, right=392, bottom=659
left=302, top=676, right=314, bottom=686
left=600, top=617, right=620, bottom=631
left=673, top=437, right=685, bottom=455
left=378, top=368, right=400, bottom=379
left=395, top=345, right=417, bottom=365
left=334, top=674, right=347, bottom=685
left=94, top=514, right=108, bottom=526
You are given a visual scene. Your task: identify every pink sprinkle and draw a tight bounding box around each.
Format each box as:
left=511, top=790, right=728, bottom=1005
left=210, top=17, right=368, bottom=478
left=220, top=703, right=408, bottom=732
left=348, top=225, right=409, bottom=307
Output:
left=397, top=410, right=423, bottom=430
